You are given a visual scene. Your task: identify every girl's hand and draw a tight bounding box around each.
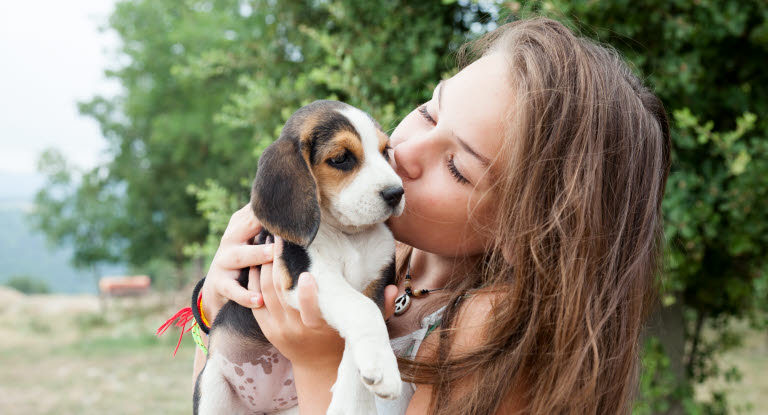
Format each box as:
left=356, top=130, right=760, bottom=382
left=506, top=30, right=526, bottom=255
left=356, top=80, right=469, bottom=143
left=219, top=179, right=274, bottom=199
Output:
left=249, top=236, right=400, bottom=369
left=249, top=236, right=343, bottom=369
left=200, top=204, right=274, bottom=321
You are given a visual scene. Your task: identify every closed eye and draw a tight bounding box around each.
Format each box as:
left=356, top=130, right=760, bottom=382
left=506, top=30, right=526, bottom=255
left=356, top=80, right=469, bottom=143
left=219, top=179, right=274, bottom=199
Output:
left=447, top=156, right=470, bottom=184
left=418, top=105, right=436, bottom=125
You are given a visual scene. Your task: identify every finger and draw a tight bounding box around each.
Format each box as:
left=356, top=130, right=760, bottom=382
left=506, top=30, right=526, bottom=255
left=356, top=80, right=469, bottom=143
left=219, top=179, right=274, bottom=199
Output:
left=217, top=244, right=274, bottom=269
left=259, top=258, right=284, bottom=321
left=247, top=266, right=264, bottom=308
left=271, top=237, right=292, bottom=311
left=297, top=273, right=326, bottom=328
left=383, top=284, right=399, bottom=320
left=222, top=204, right=262, bottom=244
left=218, top=278, right=262, bottom=309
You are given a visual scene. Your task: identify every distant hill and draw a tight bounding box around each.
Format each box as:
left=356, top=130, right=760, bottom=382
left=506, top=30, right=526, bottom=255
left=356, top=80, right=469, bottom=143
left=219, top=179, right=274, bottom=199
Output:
left=0, top=201, right=125, bottom=294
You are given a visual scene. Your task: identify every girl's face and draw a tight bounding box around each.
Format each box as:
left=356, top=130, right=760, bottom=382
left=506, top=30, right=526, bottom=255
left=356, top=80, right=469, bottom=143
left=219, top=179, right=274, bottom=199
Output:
left=387, top=53, right=514, bottom=257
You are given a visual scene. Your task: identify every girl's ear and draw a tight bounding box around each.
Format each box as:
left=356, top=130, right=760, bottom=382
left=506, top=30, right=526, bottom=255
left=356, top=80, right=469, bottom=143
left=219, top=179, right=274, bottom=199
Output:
left=250, top=136, right=320, bottom=247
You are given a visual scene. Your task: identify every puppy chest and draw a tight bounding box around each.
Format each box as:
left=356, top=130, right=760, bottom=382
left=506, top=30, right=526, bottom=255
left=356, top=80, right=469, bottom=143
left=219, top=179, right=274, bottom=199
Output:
left=307, top=231, right=393, bottom=292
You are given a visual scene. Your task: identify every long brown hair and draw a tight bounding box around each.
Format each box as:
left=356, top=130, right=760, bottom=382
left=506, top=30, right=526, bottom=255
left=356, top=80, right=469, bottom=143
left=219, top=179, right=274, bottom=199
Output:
left=398, top=18, right=671, bottom=414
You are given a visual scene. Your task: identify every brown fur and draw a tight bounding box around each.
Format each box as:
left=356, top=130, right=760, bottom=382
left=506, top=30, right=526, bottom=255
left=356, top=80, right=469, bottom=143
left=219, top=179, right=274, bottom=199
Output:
left=274, top=257, right=293, bottom=291
left=311, top=131, right=363, bottom=209
left=377, top=130, right=390, bottom=154
left=362, top=279, right=379, bottom=300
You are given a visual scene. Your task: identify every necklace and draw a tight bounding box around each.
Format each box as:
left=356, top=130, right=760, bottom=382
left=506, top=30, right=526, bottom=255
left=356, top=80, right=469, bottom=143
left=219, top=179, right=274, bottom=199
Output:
left=393, top=257, right=444, bottom=316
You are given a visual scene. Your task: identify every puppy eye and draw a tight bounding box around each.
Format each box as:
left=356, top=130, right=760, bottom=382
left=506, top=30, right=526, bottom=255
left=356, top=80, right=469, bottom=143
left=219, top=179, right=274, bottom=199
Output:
left=330, top=152, right=349, bottom=164
left=327, top=150, right=356, bottom=170
left=382, top=145, right=391, bottom=161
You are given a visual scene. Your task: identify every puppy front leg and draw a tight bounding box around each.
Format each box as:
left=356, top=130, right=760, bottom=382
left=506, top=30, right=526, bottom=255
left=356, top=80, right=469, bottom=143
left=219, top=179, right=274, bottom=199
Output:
left=313, top=275, right=401, bottom=402
left=326, top=345, right=376, bottom=415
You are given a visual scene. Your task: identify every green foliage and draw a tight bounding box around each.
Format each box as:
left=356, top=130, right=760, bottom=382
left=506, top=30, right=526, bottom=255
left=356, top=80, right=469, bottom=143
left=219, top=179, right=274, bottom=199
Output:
left=74, top=312, right=110, bottom=332
left=28, top=149, right=126, bottom=270
left=184, top=180, right=243, bottom=264
left=666, top=111, right=767, bottom=319
left=3, top=275, right=50, bottom=294
left=635, top=336, right=692, bottom=415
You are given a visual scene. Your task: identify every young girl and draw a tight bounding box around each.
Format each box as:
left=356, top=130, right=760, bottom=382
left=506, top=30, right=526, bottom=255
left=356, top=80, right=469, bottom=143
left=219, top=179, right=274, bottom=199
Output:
left=193, top=17, right=670, bottom=414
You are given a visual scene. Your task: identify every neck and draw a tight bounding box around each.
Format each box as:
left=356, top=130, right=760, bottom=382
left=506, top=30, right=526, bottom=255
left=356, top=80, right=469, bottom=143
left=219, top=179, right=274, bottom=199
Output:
left=408, top=249, right=480, bottom=289
left=322, top=211, right=371, bottom=236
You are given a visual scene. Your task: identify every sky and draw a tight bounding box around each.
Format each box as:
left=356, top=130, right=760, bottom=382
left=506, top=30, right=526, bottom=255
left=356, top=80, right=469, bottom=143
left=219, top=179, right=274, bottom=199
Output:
left=0, top=0, right=120, bottom=200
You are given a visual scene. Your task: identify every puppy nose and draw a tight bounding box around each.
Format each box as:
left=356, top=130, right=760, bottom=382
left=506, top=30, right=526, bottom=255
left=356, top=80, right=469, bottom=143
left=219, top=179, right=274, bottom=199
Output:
left=380, top=186, right=404, bottom=208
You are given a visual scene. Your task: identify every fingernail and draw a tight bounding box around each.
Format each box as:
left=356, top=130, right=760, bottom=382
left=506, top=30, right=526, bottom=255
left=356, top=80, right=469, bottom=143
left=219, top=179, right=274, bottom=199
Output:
left=251, top=295, right=262, bottom=307
left=263, top=244, right=273, bottom=258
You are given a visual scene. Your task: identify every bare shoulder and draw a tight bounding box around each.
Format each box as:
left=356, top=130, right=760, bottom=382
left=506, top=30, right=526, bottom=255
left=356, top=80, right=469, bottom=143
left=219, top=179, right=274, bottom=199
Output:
left=416, top=290, right=503, bottom=360
left=451, top=290, right=502, bottom=351
left=406, top=290, right=526, bottom=415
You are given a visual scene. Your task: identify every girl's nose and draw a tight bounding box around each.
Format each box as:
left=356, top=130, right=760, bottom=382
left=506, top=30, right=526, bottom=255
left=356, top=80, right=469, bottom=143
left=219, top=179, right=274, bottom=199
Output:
left=392, top=137, right=426, bottom=180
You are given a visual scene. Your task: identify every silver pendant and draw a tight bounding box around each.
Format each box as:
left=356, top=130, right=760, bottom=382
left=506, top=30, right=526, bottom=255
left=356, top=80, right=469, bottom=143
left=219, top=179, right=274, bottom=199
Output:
left=394, top=293, right=411, bottom=316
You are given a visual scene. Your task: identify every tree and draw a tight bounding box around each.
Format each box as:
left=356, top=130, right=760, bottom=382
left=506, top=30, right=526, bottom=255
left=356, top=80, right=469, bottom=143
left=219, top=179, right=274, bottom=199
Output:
left=36, top=0, right=494, bottom=284
left=28, top=149, right=126, bottom=291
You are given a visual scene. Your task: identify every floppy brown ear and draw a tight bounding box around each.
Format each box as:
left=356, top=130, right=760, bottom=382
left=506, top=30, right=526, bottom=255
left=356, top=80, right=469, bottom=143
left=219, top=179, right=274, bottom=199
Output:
left=251, top=137, right=320, bottom=247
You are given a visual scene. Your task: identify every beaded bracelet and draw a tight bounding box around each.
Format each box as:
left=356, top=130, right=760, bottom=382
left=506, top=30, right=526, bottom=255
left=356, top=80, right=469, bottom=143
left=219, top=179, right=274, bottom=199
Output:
left=156, top=277, right=210, bottom=356
left=190, top=323, right=208, bottom=355
left=190, top=277, right=211, bottom=334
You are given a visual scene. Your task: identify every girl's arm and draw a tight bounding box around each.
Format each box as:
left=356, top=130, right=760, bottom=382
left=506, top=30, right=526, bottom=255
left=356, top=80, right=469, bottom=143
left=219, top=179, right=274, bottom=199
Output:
left=191, top=332, right=208, bottom=390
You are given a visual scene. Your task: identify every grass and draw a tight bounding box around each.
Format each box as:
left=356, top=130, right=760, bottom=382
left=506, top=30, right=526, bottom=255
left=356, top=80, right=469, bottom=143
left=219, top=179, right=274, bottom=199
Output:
left=0, top=289, right=195, bottom=415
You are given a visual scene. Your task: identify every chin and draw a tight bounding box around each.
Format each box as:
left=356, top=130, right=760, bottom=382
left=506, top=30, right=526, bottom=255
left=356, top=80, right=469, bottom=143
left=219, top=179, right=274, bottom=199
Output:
left=385, top=215, right=407, bottom=242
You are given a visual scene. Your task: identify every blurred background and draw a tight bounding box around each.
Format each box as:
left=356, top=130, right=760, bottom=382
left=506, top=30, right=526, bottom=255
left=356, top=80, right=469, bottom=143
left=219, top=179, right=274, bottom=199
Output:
left=1, top=0, right=766, bottom=414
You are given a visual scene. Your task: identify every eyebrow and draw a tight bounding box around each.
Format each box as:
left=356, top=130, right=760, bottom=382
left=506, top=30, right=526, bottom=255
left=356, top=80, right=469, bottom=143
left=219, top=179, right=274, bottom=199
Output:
left=437, top=80, right=492, bottom=168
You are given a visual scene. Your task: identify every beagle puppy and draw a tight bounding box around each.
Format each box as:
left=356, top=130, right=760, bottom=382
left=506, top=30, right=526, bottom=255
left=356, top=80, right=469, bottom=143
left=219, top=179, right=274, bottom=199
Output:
left=194, top=100, right=405, bottom=414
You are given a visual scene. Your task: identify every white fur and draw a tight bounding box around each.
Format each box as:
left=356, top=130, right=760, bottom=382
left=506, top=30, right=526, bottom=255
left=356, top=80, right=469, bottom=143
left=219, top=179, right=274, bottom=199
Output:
left=281, top=221, right=401, bottom=414
left=325, top=106, right=404, bottom=229
left=197, top=354, right=247, bottom=414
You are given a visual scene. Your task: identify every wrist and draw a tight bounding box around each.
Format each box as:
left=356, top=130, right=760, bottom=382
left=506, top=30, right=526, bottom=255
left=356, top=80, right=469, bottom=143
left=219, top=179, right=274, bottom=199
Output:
left=200, top=282, right=224, bottom=323
left=292, top=351, right=342, bottom=373
left=292, top=359, right=340, bottom=414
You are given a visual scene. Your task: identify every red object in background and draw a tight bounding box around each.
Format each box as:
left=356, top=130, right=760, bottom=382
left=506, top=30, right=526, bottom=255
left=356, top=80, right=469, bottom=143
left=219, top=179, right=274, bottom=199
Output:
left=98, top=275, right=151, bottom=296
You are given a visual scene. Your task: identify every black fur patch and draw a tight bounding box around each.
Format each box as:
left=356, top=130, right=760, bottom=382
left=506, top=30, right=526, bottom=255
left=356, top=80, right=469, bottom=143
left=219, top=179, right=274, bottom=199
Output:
left=213, top=293, right=269, bottom=343
left=372, top=256, right=396, bottom=312
left=281, top=240, right=311, bottom=290
left=193, top=368, right=202, bottom=414
left=251, top=138, right=320, bottom=247
left=308, top=112, right=360, bottom=165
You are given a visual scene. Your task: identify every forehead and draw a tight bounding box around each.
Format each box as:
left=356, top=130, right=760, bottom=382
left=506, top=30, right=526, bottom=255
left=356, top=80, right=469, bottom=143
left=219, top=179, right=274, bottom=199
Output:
left=299, top=103, right=387, bottom=162
left=442, top=54, right=513, bottom=166
left=335, top=106, right=389, bottom=150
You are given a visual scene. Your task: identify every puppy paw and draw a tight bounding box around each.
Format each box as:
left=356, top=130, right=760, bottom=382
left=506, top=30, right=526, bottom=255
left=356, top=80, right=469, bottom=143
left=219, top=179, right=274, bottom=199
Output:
left=353, top=341, right=402, bottom=400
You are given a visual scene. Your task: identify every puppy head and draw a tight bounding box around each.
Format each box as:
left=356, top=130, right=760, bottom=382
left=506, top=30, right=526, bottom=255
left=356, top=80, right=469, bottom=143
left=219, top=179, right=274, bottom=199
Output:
left=251, top=100, right=404, bottom=246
